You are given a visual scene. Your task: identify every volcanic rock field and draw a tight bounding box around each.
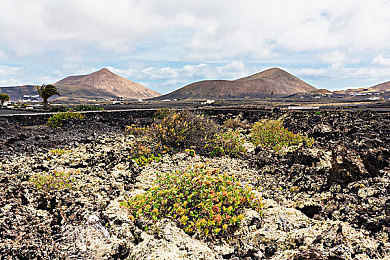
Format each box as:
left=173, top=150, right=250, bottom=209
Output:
left=0, top=109, right=389, bottom=259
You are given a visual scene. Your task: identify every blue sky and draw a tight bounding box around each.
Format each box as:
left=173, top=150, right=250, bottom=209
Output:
left=1, top=0, right=390, bottom=94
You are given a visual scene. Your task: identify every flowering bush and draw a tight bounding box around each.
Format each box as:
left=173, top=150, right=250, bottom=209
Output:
left=30, top=170, right=75, bottom=191
left=126, top=111, right=218, bottom=161
left=126, top=111, right=252, bottom=166
left=128, top=140, right=168, bottom=166
left=126, top=124, right=148, bottom=136
left=121, top=166, right=262, bottom=239
left=250, top=119, right=314, bottom=154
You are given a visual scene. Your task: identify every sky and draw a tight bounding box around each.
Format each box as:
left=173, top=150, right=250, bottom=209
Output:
left=1, top=0, right=390, bottom=94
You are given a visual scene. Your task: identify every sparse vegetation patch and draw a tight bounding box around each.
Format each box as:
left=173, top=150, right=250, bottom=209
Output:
left=73, top=105, right=103, bottom=111
left=30, top=169, right=75, bottom=191
left=250, top=119, right=314, bottom=154
left=47, top=111, right=85, bottom=128
left=208, top=129, right=247, bottom=158
left=49, top=149, right=70, bottom=156
left=121, top=165, right=262, bottom=239
left=126, top=110, right=251, bottom=166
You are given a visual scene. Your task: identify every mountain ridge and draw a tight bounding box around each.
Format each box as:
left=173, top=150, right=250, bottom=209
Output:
left=54, top=68, right=161, bottom=100
left=154, top=68, right=318, bottom=100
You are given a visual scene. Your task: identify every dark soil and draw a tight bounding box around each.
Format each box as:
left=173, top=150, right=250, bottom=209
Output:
left=249, top=110, right=390, bottom=242
left=0, top=118, right=123, bottom=157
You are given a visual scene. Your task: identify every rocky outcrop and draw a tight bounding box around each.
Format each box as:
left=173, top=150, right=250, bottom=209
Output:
left=0, top=110, right=389, bottom=259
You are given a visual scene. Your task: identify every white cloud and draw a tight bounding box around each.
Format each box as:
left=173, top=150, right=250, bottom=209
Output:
left=0, top=78, right=24, bottom=86
left=105, top=61, right=251, bottom=93
left=116, top=61, right=248, bottom=81
left=1, top=1, right=390, bottom=91
left=294, top=68, right=328, bottom=77
left=1, top=0, right=390, bottom=60
left=319, top=51, right=347, bottom=65
left=372, top=55, right=390, bottom=66
left=0, top=65, right=20, bottom=76
left=37, top=75, right=62, bottom=85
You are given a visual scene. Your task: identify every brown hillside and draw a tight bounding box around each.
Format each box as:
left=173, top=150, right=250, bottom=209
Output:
left=371, top=81, right=390, bottom=91
left=155, top=68, right=317, bottom=100
left=54, top=68, right=161, bottom=100
left=335, top=81, right=390, bottom=94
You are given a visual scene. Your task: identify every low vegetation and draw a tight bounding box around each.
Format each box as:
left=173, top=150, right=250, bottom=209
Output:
left=126, top=110, right=315, bottom=166
left=30, top=170, right=75, bottom=191
left=128, top=140, right=165, bottom=166
left=126, top=110, right=251, bottom=166
left=121, top=113, right=316, bottom=240
left=0, top=93, right=10, bottom=108
left=208, top=129, right=247, bottom=158
left=74, top=105, right=103, bottom=111
left=151, top=110, right=218, bottom=152
left=153, top=107, right=175, bottom=119
left=49, top=149, right=71, bottom=156
left=223, top=118, right=245, bottom=129
left=250, top=119, right=314, bottom=154
left=121, top=165, right=262, bottom=239
left=50, top=104, right=103, bottom=112
left=47, top=111, right=85, bottom=128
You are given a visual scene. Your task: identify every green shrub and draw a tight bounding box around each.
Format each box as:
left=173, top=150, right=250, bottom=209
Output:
left=223, top=118, right=244, bottom=129
left=148, top=111, right=218, bottom=154
left=185, top=148, right=196, bottom=157
left=250, top=119, right=314, bottom=154
left=74, top=105, right=103, bottom=111
left=153, top=108, right=175, bottom=120
left=30, top=170, right=75, bottom=191
left=126, top=111, right=251, bottom=165
left=47, top=111, right=85, bottom=128
left=50, top=105, right=70, bottom=112
left=128, top=140, right=168, bottom=166
left=121, top=166, right=262, bottom=239
left=126, top=124, right=148, bottom=136
left=208, top=129, right=247, bottom=158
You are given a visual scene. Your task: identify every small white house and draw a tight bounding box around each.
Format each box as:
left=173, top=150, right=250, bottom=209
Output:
left=203, top=100, right=215, bottom=104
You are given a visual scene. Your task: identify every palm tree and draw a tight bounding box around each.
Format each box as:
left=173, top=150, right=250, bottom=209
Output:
left=37, top=84, right=60, bottom=109
left=0, top=93, right=10, bottom=109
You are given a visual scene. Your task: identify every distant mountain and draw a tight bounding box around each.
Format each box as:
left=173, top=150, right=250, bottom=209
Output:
left=0, top=68, right=161, bottom=101
left=0, top=85, right=38, bottom=101
left=369, top=81, right=390, bottom=92
left=154, top=68, right=317, bottom=100
left=335, top=81, right=390, bottom=94
left=54, top=68, right=161, bottom=100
